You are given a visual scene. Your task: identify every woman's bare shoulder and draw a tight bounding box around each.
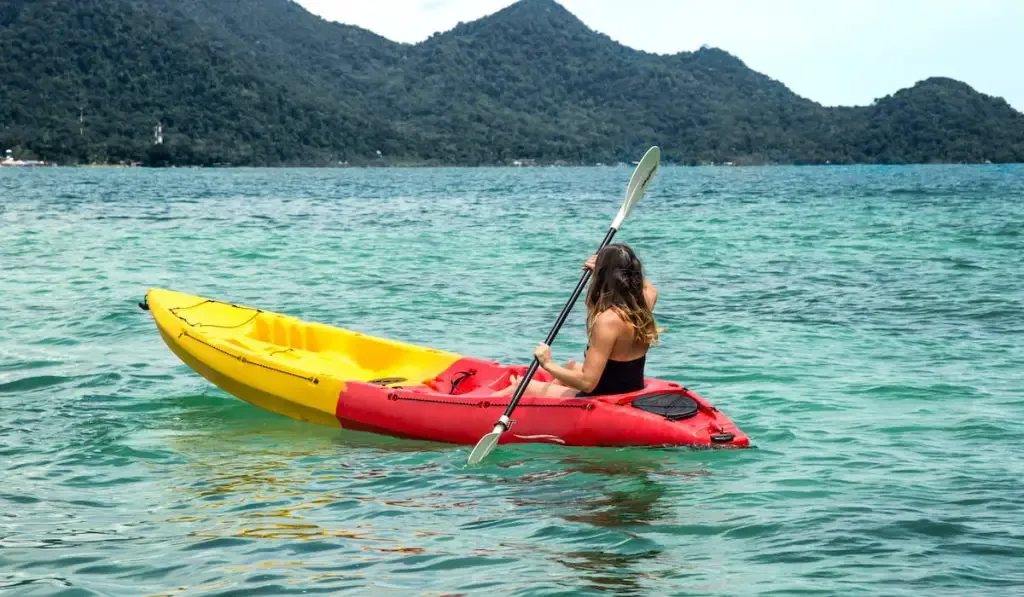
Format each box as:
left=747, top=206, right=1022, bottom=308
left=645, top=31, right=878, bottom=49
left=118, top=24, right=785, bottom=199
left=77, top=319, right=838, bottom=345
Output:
left=593, top=309, right=631, bottom=333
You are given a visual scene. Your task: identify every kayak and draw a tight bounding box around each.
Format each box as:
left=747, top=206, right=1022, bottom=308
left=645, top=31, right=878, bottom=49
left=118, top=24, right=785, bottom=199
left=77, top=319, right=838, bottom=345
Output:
left=140, top=288, right=749, bottom=449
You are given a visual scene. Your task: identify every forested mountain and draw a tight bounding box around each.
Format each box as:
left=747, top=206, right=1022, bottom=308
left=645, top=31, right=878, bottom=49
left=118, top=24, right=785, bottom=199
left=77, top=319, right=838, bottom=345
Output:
left=1, top=0, right=1022, bottom=166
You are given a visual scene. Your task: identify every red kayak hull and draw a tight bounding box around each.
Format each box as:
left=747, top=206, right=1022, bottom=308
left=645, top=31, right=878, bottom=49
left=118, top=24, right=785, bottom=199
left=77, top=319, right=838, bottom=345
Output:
left=335, top=357, right=749, bottom=448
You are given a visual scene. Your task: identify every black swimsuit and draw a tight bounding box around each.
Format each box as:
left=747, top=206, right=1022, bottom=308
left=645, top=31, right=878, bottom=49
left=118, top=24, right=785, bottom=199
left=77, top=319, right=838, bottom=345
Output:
left=575, top=353, right=646, bottom=397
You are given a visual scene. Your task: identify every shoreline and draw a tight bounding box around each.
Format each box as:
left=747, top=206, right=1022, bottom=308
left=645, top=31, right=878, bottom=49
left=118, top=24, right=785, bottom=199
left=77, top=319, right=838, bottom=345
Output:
left=6, top=160, right=1018, bottom=169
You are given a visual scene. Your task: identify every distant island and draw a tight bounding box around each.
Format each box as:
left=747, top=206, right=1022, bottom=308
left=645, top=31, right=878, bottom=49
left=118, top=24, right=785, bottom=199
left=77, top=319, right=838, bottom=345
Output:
left=1, top=0, right=1023, bottom=167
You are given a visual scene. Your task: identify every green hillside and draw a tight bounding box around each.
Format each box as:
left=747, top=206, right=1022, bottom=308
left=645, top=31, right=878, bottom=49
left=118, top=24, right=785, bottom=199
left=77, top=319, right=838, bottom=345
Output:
left=1, top=0, right=1021, bottom=166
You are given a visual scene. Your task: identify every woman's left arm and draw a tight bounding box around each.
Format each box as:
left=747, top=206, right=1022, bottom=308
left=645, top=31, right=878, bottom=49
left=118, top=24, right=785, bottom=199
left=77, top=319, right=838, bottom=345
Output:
left=533, top=313, right=622, bottom=393
left=644, top=279, right=658, bottom=310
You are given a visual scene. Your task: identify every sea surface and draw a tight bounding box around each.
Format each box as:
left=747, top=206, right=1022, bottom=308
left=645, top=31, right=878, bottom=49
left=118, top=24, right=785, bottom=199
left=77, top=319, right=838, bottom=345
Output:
left=1, top=164, right=1022, bottom=596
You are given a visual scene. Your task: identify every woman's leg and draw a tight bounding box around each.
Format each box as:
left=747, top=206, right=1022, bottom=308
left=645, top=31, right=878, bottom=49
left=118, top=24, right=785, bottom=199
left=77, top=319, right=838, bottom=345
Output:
left=495, top=374, right=579, bottom=398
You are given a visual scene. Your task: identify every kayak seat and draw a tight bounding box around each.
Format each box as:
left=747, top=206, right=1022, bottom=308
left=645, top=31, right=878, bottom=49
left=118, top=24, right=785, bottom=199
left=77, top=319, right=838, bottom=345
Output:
left=424, top=358, right=562, bottom=395
left=426, top=357, right=517, bottom=395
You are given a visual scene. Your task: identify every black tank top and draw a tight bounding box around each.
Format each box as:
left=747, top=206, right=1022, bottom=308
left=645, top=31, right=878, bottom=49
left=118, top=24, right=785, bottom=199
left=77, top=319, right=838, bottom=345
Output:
left=576, top=352, right=646, bottom=397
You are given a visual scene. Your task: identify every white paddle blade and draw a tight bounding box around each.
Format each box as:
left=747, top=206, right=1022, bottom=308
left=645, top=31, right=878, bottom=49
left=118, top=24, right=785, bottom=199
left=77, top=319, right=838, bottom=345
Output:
left=612, top=145, right=661, bottom=230
left=467, top=428, right=503, bottom=465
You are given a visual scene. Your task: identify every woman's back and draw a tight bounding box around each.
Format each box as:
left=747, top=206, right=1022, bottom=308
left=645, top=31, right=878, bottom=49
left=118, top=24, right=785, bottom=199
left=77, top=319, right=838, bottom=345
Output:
left=577, top=279, right=658, bottom=396
left=604, top=279, right=658, bottom=360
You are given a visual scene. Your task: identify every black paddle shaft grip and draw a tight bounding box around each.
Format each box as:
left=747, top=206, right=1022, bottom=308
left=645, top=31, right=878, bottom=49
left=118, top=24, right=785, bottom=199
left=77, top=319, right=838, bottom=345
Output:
left=498, top=227, right=618, bottom=422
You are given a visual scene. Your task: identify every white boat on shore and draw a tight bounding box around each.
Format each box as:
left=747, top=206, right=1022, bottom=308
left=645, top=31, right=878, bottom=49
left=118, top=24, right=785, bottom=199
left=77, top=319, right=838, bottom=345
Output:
left=1, top=149, right=48, bottom=167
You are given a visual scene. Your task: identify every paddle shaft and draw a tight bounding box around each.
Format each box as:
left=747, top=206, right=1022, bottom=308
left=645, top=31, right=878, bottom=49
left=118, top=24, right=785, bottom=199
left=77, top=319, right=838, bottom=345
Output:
left=496, top=226, right=618, bottom=426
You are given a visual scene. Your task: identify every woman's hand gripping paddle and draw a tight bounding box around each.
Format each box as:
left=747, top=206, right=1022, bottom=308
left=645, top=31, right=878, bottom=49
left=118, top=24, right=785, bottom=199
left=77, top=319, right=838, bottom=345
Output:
left=467, top=146, right=661, bottom=465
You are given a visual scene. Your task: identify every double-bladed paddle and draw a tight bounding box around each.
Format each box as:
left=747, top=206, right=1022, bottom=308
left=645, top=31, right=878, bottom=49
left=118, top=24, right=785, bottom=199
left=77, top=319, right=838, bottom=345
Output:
left=467, top=146, right=662, bottom=465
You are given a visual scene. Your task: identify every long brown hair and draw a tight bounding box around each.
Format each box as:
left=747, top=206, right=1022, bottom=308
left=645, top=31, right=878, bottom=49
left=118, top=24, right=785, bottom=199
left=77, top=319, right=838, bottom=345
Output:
left=585, top=243, right=660, bottom=346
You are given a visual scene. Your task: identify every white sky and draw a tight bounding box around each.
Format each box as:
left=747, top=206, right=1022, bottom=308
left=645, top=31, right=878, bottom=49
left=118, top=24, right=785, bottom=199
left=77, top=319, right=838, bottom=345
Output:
left=295, top=0, right=1024, bottom=111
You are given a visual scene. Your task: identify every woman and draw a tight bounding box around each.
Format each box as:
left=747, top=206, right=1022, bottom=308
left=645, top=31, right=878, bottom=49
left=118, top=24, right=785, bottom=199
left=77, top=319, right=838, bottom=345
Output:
left=498, top=243, right=659, bottom=398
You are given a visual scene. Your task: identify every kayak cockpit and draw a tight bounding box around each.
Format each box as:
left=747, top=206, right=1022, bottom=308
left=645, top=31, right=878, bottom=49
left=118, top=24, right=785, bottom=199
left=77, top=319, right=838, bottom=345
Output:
left=148, top=288, right=463, bottom=386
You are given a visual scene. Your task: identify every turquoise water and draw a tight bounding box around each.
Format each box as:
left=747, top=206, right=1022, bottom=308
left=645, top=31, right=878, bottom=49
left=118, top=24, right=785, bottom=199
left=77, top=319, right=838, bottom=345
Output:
left=1, top=165, right=1022, bottom=595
